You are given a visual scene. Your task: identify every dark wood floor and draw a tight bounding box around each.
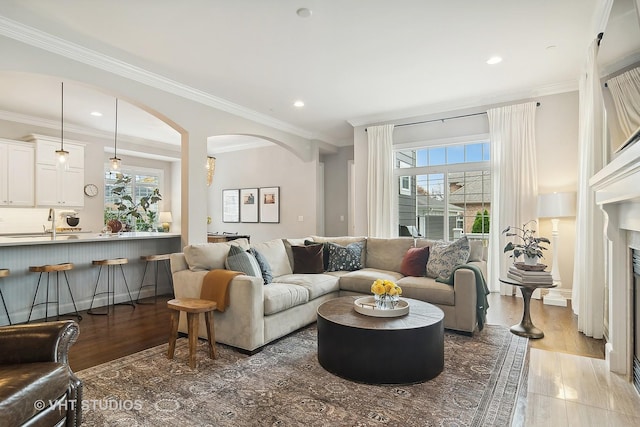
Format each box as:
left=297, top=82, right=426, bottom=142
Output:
left=67, top=292, right=605, bottom=372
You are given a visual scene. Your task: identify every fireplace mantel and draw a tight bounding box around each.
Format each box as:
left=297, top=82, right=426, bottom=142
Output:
left=590, top=140, right=640, bottom=377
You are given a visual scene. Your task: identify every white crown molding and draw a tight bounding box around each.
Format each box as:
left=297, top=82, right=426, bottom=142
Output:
left=0, top=109, right=180, bottom=149
left=0, top=15, right=336, bottom=145
left=600, top=50, right=640, bottom=78
left=347, top=80, right=579, bottom=128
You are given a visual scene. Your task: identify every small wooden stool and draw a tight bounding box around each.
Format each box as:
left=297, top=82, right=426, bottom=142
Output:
left=27, top=263, right=82, bottom=323
left=167, top=298, right=217, bottom=368
left=88, top=258, right=135, bottom=315
left=0, top=269, right=12, bottom=325
left=136, top=254, right=173, bottom=304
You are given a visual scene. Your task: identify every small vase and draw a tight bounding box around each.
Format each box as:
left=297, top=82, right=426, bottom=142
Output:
left=374, top=294, right=399, bottom=310
left=524, top=255, right=539, bottom=266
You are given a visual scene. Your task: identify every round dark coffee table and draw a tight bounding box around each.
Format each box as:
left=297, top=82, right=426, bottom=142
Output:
left=317, top=296, right=444, bottom=384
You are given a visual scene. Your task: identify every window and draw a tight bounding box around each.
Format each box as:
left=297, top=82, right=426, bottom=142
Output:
left=399, top=161, right=411, bottom=195
left=104, top=166, right=163, bottom=231
left=395, top=138, right=491, bottom=241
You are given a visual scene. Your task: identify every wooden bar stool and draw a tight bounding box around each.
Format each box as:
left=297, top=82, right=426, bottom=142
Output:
left=136, top=254, right=173, bottom=304
left=27, top=263, right=82, bottom=323
left=0, top=269, right=12, bottom=325
left=87, top=258, right=135, bottom=315
left=167, top=298, right=217, bottom=369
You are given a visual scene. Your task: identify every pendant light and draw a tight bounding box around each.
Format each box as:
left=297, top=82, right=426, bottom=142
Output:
left=206, top=156, right=216, bottom=186
left=55, top=82, right=69, bottom=169
left=110, top=98, right=122, bottom=171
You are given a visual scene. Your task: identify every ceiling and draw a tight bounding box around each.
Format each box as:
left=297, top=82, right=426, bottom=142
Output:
left=0, top=0, right=638, bottom=154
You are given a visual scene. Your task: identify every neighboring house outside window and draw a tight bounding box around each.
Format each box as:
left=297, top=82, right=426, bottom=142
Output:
left=395, top=136, right=491, bottom=242
left=103, top=166, right=163, bottom=231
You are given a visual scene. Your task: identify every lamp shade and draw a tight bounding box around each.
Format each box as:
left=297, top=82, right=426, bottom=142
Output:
left=537, top=192, right=576, bottom=218
left=158, top=211, right=173, bottom=224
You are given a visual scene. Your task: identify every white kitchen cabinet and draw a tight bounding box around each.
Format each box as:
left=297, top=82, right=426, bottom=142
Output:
left=0, top=139, right=35, bottom=206
left=27, top=134, right=85, bottom=207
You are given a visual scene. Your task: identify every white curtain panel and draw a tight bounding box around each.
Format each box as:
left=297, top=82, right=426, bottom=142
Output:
left=487, top=102, right=538, bottom=294
left=571, top=40, right=606, bottom=339
left=606, top=67, right=640, bottom=139
left=366, top=124, right=396, bottom=237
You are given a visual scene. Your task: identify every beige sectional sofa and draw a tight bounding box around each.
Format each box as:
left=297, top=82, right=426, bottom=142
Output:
left=170, top=235, right=487, bottom=353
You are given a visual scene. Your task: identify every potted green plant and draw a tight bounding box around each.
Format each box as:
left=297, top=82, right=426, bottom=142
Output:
left=502, top=220, right=550, bottom=267
left=107, top=174, right=162, bottom=232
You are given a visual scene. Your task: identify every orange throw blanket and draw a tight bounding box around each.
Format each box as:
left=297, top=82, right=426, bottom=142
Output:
left=200, top=269, right=245, bottom=312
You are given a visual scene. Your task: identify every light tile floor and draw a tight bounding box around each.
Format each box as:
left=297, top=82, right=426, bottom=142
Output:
left=523, top=349, right=640, bottom=426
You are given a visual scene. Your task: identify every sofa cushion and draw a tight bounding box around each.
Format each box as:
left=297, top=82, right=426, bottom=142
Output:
left=263, top=283, right=309, bottom=315
left=282, top=238, right=312, bottom=272
left=366, top=237, right=414, bottom=272
left=414, top=239, right=436, bottom=249
left=251, top=239, right=293, bottom=277
left=292, top=244, right=324, bottom=274
left=326, top=241, right=365, bottom=272
left=183, top=238, right=250, bottom=271
left=397, top=276, right=455, bottom=306
left=426, top=236, right=471, bottom=279
left=400, top=246, right=430, bottom=277
left=468, top=240, right=485, bottom=262
left=225, top=245, right=263, bottom=279
left=249, top=248, right=273, bottom=284
left=273, top=273, right=340, bottom=300
left=339, top=268, right=404, bottom=294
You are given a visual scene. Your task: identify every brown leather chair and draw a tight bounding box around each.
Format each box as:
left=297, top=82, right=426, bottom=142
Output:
left=0, top=320, right=82, bottom=427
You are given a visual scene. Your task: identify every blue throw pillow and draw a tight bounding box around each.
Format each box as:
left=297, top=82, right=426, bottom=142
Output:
left=225, top=245, right=263, bottom=279
left=249, top=248, right=273, bottom=285
left=326, top=241, right=364, bottom=272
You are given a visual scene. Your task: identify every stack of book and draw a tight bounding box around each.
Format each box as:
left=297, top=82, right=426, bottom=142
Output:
left=507, top=265, right=553, bottom=284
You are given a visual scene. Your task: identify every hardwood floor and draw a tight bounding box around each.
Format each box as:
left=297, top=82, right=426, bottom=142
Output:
left=68, top=292, right=604, bottom=372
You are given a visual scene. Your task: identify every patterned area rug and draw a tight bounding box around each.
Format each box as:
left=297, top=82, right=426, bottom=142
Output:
left=78, top=324, right=528, bottom=426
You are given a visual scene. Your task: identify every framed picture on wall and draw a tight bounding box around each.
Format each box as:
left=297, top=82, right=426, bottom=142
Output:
left=240, top=188, right=259, bottom=223
left=259, top=187, right=280, bottom=223
left=222, top=189, right=240, bottom=223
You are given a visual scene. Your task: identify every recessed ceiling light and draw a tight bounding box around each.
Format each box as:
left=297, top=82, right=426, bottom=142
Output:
left=293, top=100, right=305, bottom=108
left=296, top=8, right=312, bottom=18
left=486, top=56, right=503, bottom=65
left=90, top=111, right=103, bottom=117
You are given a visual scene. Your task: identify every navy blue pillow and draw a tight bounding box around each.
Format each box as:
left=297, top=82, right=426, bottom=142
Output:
left=249, top=248, right=273, bottom=285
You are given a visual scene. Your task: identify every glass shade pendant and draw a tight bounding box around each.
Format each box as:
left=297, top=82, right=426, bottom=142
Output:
left=206, top=156, right=216, bottom=186
left=109, top=98, right=122, bottom=171
left=56, top=82, right=70, bottom=170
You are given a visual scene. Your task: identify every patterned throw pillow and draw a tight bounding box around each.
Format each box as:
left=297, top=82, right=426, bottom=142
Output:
left=326, top=241, right=364, bottom=272
left=225, top=245, right=263, bottom=279
left=249, top=248, right=273, bottom=285
left=426, top=236, right=471, bottom=280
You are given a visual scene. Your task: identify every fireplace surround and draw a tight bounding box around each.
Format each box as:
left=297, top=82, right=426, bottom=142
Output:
left=590, top=140, right=640, bottom=379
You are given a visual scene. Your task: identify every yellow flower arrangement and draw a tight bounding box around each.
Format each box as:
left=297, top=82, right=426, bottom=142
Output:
left=371, top=279, right=402, bottom=309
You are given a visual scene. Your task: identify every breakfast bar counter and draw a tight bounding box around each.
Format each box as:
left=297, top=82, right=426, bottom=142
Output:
left=0, top=232, right=181, bottom=324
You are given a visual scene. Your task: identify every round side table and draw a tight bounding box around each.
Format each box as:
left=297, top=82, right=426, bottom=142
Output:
left=500, top=277, right=556, bottom=339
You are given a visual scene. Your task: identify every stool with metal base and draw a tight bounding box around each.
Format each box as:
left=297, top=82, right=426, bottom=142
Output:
left=27, top=263, right=82, bottom=323
left=87, top=258, right=135, bottom=315
left=136, top=254, right=173, bottom=304
left=0, top=269, right=12, bottom=325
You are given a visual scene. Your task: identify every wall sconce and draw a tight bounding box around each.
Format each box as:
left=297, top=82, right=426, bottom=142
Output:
left=206, top=156, right=216, bottom=186
left=55, top=82, right=70, bottom=170
left=158, top=211, right=173, bottom=232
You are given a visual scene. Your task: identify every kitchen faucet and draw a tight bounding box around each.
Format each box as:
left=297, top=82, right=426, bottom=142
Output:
left=48, top=208, right=56, bottom=239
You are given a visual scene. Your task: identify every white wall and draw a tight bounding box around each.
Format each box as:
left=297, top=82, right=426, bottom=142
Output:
left=321, top=146, right=354, bottom=236
left=353, top=91, right=580, bottom=291
left=207, top=144, right=320, bottom=243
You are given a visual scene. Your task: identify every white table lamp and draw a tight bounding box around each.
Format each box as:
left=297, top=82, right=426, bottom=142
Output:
left=537, top=192, right=576, bottom=307
left=159, top=211, right=173, bottom=232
